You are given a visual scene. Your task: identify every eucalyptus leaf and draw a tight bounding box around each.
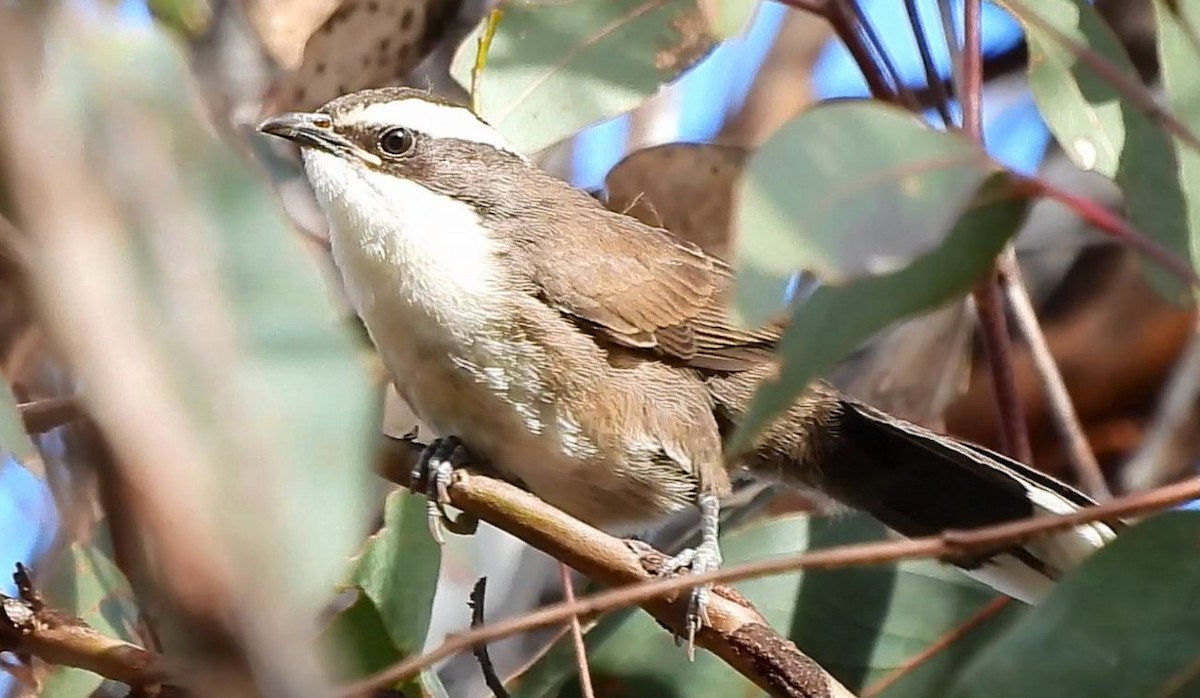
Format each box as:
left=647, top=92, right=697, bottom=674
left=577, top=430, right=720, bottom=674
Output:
left=322, top=488, right=440, bottom=695
left=998, top=0, right=1195, bottom=303
left=449, top=0, right=717, bottom=154
left=511, top=515, right=1017, bottom=697
left=733, top=102, right=998, bottom=325
left=34, top=21, right=376, bottom=693
left=0, top=379, right=36, bottom=467
left=732, top=175, right=1028, bottom=450
left=950, top=512, right=1200, bottom=698
left=48, top=19, right=374, bottom=613
left=1155, top=0, right=1200, bottom=304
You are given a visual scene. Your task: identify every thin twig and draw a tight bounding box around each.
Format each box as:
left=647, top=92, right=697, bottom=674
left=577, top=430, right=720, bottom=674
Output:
left=973, top=272, right=1033, bottom=462
left=0, top=564, right=169, bottom=689
left=355, top=443, right=1200, bottom=692
left=960, top=0, right=983, bottom=138
left=1123, top=316, right=1200, bottom=491
left=845, top=0, right=924, bottom=112
left=937, top=0, right=963, bottom=111
left=821, top=2, right=899, bottom=103
left=999, top=252, right=1110, bottom=498
left=958, top=0, right=1032, bottom=462
left=557, top=563, right=594, bottom=698
left=904, top=0, right=954, bottom=125
left=468, top=578, right=511, bottom=698
left=1019, top=177, right=1200, bottom=287
left=18, top=395, right=84, bottom=434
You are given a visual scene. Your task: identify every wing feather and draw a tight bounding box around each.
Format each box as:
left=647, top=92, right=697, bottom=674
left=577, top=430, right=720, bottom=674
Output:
left=522, top=186, right=780, bottom=371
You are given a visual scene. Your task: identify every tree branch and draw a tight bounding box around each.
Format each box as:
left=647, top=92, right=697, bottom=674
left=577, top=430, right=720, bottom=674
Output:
left=998, top=252, right=1110, bottom=499
left=19, top=395, right=85, bottom=435
left=0, top=564, right=167, bottom=689
left=366, top=437, right=858, bottom=698
left=361, top=437, right=1200, bottom=693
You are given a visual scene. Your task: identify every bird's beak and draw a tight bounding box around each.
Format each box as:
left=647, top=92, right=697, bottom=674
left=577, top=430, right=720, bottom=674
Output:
left=257, top=112, right=380, bottom=165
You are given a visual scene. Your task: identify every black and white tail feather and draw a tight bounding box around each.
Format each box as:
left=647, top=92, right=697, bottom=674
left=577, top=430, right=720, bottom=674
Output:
left=827, top=401, right=1120, bottom=604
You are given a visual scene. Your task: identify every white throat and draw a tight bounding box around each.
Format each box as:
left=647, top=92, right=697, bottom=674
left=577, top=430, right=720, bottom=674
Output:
left=302, top=148, right=503, bottom=341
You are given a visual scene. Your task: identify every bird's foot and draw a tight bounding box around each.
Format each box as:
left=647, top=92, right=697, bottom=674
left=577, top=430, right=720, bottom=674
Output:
left=411, top=436, right=478, bottom=543
left=658, top=492, right=723, bottom=659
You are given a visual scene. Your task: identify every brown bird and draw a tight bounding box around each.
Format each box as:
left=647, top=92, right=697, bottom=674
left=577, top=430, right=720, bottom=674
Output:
left=258, top=87, right=1118, bottom=642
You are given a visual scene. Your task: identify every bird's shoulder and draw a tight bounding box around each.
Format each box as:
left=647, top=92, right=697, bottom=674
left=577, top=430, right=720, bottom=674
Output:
left=515, top=179, right=780, bottom=372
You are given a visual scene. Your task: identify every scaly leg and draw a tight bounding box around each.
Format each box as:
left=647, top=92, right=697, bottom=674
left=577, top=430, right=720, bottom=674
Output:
left=658, top=492, right=723, bottom=658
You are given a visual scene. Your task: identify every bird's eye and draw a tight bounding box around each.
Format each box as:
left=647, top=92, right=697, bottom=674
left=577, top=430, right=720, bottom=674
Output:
left=378, top=127, right=416, bottom=157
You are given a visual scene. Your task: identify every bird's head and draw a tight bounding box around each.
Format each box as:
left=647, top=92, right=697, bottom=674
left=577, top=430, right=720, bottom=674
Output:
left=257, top=88, right=535, bottom=235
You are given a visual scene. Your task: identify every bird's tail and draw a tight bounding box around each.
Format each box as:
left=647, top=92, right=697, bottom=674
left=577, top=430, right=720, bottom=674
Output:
left=710, top=375, right=1120, bottom=603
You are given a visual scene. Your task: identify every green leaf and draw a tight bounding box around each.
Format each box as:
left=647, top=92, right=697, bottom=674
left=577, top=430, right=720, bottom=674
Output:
left=351, top=489, right=441, bottom=660
left=731, top=176, right=1028, bottom=450
left=704, top=0, right=758, bottom=38
left=40, top=542, right=141, bottom=697
left=1155, top=0, right=1200, bottom=304
left=511, top=515, right=1018, bottom=697
left=0, top=378, right=37, bottom=469
left=449, top=0, right=717, bottom=154
left=733, top=102, right=998, bottom=325
left=323, top=489, right=441, bottom=684
left=950, top=512, right=1200, bottom=698
left=998, top=0, right=1195, bottom=303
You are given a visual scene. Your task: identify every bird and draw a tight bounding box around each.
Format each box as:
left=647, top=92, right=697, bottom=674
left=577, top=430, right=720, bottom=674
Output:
left=257, top=86, right=1119, bottom=644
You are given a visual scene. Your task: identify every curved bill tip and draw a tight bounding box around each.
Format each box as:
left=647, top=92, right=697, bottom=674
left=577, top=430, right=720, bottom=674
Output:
left=256, top=111, right=332, bottom=140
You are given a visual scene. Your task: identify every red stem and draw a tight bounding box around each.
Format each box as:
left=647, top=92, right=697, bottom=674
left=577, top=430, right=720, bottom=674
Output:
left=961, top=0, right=1032, bottom=462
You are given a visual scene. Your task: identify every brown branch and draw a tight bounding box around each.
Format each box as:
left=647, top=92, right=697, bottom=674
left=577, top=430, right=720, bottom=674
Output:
left=959, top=0, right=1032, bottom=463
left=366, top=437, right=858, bottom=698
left=998, top=253, right=1109, bottom=498
left=361, top=437, right=1200, bottom=693
left=0, top=564, right=168, bottom=690
left=18, top=395, right=85, bottom=435
left=557, top=563, right=594, bottom=698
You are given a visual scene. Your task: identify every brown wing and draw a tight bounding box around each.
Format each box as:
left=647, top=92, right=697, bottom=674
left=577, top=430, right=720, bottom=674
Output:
left=524, top=188, right=780, bottom=372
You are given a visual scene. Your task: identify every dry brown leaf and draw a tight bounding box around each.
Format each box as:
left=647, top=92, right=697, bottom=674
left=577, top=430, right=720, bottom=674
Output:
left=603, top=142, right=748, bottom=260
left=260, top=0, right=464, bottom=113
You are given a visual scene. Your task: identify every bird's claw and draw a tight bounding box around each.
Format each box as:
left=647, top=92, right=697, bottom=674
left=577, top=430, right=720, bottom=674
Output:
left=660, top=492, right=723, bottom=659
left=411, top=436, right=477, bottom=543
left=661, top=538, right=722, bottom=658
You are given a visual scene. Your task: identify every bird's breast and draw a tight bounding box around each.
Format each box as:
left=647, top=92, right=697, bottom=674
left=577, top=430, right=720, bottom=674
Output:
left=307, top=158, right=713, bottom=529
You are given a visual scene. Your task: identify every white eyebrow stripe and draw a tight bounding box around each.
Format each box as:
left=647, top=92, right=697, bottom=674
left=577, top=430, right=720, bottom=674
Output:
left=344, top=99, right=527, bottom=159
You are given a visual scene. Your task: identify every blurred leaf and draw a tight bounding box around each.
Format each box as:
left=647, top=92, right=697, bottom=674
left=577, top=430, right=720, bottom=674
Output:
left=30, top=20, right=377, bottom=688
left=732, top=176, right=1028, bottom=450
left=950, top=512, right=1200, bottom=698
left=1155, top=0, right=1200, bottom=305
left=733, top=102, right=997, bottom=325
left=511, top=515, right=1018, bottom=697
left=604, top=142, right=748, bottom=259
left=998, top=0, right=1195, bottom=303
left=40, top=542, right=140, bottom=697
left=269, top=0, right=465, bottom=112
left=146, top=0, right=212, bottom=39
left=701, top=0, right=758, bottom=37
left=324, top=489, right=441, bottom=681
left=449, top=0, right=717, bottom=154
left=0, top=378, right=36, bottom=467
